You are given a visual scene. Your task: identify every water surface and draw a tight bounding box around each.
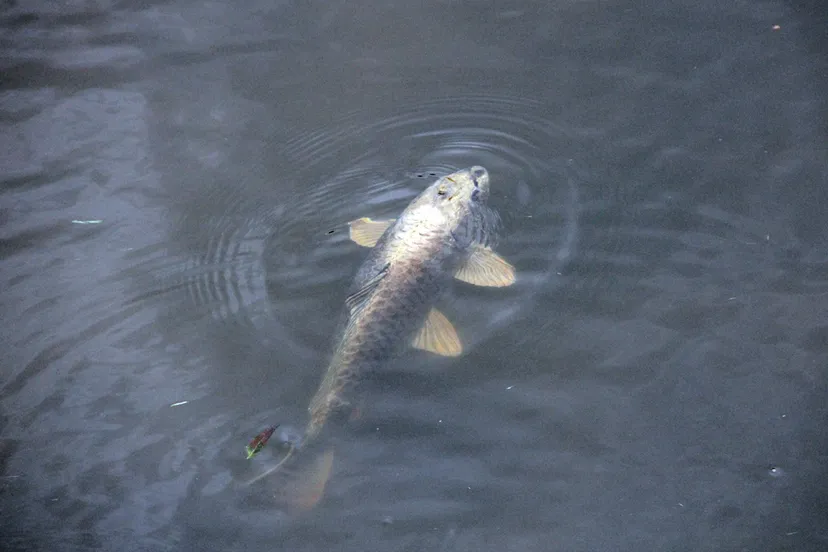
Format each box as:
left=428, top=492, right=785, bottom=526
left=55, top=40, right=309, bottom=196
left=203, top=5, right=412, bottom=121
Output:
left=1, top=1, right=826, bottom=550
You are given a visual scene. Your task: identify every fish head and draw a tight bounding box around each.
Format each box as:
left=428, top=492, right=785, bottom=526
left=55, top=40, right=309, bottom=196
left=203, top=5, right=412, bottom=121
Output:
left=432, top=166, right=498, bottom=245
left=426, top=165, right=490, bottom=206
left=401, top=166, right=499, bottom=249
left=409, top=166, right=490, bottom=221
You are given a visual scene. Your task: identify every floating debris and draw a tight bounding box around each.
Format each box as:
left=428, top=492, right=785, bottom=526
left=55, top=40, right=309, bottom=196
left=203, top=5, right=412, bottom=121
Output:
left=71, top=219, right=103, bottom=224
left=246, top=425, right=278, bottom=459
left=170, top=401, right=189, bottom=407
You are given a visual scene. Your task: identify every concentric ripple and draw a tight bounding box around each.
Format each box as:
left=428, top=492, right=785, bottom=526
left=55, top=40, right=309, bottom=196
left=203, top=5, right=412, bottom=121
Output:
left=262, top=94, right=585, bottom=351
left=140, top=93, right=590, bottom=358
left=145, top=91, right=783, bottom=364
left=151, top=91, right=794, bottom=364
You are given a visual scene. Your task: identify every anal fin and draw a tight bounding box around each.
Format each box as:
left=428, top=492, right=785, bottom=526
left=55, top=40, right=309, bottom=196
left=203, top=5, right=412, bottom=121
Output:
left=412, top=308, right=462, bottom=357
left=345, top=263, right=389, bottom=316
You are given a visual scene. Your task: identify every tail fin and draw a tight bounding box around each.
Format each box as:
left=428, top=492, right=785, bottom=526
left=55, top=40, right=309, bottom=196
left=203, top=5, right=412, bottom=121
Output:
left=245, top=445, right=335, bottom=512
left=285, top=448, right=334, bottom=511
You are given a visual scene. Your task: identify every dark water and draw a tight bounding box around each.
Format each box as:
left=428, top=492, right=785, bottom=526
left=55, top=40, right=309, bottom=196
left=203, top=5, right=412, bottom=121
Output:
left=2, top=1, right=827, bottom=550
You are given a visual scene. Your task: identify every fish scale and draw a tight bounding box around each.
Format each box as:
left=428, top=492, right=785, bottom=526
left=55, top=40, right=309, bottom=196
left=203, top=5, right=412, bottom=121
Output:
left=308, top=250, right=446, bottom=438
left=307, top=173, right=490, bottom=438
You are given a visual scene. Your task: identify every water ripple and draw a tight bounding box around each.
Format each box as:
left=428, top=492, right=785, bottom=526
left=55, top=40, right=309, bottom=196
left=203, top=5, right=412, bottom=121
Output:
left=260, top=93, right=585, bottom=350
left=136, top=93, right=587, bottom=361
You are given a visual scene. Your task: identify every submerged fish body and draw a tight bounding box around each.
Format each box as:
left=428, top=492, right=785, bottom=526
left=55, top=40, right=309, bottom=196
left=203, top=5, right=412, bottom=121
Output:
left=307, top=165, right=514, bottom=440
left=250, top=166, right=515, bottom=507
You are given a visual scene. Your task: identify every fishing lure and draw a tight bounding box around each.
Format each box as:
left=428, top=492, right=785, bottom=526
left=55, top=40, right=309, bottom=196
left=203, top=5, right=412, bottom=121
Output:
left=245, top=425, right=278, bottom=459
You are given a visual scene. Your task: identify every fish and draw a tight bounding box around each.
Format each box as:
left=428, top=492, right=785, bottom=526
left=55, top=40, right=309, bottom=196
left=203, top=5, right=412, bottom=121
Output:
left=249, top=166, right=515, bottom=507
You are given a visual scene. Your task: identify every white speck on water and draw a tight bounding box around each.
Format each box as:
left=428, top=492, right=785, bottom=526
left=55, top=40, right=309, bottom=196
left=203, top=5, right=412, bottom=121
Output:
left=506, top=385, right=513, bottom=390
left=438, top=419, right=442, bottom=423
left=786, top=531, right=798, bottom=536
left=497, top=9, right=525, bottom=20
left=72, top=219, right=103, bottom=224
left=170, top=401, right=189, bottom=407
left=678, top=503, right=684, bottom=507
left=769, top=466, right=785, bottom=478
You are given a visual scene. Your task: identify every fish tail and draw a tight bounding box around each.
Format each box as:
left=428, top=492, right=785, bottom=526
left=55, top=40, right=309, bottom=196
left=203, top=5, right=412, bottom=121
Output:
left=245, top=442, right=335, bottom=512
left=286, top=448, right=335, bottom=511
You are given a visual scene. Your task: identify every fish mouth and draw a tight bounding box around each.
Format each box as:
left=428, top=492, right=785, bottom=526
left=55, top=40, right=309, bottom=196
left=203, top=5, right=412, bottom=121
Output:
left=469, top=166, right=489, bottom=194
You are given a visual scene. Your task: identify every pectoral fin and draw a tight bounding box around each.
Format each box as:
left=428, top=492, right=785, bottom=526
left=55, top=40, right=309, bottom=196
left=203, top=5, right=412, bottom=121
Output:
left=348, top=217, right=395, bottom=247
left=454, top=246, right=516, bottom=287
left=345, top=263, right=389, bottom=316
left=412, top=308, right=462, bottom=357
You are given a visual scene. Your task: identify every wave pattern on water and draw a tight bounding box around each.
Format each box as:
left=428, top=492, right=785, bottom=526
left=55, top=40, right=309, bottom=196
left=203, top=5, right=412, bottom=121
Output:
left=259, top=94, right=585, bottom=351
left=135, top=93, right=587, bottom=362
left=3, top=1, right=826, bottom=547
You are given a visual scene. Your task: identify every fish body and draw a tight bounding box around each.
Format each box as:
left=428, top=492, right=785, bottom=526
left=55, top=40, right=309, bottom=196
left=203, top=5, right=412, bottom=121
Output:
left=249, top=166, right=514, bottom=505
left=306, top=165, right=511, bottom=440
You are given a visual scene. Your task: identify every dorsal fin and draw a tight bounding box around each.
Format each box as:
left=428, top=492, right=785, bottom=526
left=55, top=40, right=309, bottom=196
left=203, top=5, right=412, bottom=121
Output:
left=345, top=263, right=389, bottom=316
